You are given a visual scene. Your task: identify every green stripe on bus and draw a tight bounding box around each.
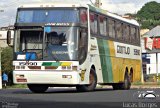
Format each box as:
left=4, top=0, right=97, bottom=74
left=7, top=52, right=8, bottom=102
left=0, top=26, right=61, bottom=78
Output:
left=97, top=39, right=108, bottom=82
left=97, top=39, right=113, bottom=83
left=103, top=40, right=113, bottom=83
left=42, top=62, right=61, bottom=66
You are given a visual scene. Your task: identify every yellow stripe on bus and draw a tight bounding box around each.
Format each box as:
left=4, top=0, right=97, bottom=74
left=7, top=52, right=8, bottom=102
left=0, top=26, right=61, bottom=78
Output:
left=107, top=41, right=141, bottom=83
left=108, top=41, right=119, bottom=82
left=61, top=62, right=72, bottom=66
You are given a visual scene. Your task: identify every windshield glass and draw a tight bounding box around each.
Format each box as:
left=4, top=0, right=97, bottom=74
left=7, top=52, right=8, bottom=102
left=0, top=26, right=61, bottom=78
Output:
left=14, top=27, right=79, bottom=61
left=17, top=9, right=79, bottom=23
left=43, top=27, right=78, bottom=61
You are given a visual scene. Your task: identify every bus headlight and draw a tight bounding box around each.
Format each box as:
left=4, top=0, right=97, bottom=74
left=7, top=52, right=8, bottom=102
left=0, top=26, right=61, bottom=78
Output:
left=17, top=54, right=26, bottom=60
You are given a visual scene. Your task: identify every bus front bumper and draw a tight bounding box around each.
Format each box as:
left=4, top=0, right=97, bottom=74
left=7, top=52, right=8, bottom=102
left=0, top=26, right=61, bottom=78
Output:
left=13, top=71, right=80, bottom=85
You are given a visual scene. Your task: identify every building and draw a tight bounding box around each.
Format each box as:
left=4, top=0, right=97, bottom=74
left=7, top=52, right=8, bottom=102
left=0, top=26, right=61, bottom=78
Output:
left=141, top=25, right=160, bottom=75
left=0, top=28, right=14, bottom=89
left=0, top=30, right=14, bottom=48
left=140, top=29, right=149, bottom=37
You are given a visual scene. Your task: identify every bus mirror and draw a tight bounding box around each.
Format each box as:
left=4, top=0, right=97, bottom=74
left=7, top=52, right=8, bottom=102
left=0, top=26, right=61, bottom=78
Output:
left=7, top=30, right=11, bottom=45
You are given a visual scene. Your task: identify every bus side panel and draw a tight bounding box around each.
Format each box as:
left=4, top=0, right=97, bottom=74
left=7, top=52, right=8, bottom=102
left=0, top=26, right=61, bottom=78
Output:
left=97, top=39, right=141, bottom=84
left=134, top=61, right=141, bottom=82
left=97, top=38, right=113, bottom=83
left=113, top=42, right=142, bottom=83
left=108, top=40, right=120, bottom=83
left=118, top=59, right=141, bottom=82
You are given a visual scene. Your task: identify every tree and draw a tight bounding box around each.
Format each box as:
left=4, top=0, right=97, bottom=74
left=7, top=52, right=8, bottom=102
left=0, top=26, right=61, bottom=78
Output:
left=1, top=47, right=13, bottom=73
left=1, top=47, right=13, bottom=85
left=137, top=1, right=160, bottom=20
left=136, top=1, right=160, bottom=29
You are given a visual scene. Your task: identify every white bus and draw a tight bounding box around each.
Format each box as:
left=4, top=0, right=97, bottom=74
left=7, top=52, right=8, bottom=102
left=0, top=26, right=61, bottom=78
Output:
left=9, top=3, right=141, bottom=93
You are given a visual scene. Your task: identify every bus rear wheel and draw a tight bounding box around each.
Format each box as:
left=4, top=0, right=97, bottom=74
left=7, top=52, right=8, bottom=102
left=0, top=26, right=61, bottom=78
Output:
left=119, top=74, right=131, bottom=90
left=76, top=68, right=97, bottom=92
left=112, top=84, right=120, bottom=90
left=27, top=84, right=48, bottom=93
left=122, top=74, right=131, bottom=90
left=112, top=74, right=131, bottom=90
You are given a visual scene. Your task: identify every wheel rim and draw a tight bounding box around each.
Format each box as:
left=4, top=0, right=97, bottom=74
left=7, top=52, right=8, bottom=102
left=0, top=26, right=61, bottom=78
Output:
left=89, top=72, right=94, bottom=85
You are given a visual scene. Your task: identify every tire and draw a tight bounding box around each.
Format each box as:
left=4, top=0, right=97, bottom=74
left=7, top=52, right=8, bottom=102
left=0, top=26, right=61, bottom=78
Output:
left=27, top=84, right=48, bottom=93
left=112, top=84, right=120, bottom=90
left=120, top=74, right=131, bottom=90
left=76, top=68, right=97, bottom=92
left=112, top=74, right=131, bottom=90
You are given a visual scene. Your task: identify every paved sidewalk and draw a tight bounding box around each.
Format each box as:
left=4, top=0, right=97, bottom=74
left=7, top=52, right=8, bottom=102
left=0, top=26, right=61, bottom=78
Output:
left=97, top=84, right=160, bottom=89
left=131, top=85, right=160, bottom=89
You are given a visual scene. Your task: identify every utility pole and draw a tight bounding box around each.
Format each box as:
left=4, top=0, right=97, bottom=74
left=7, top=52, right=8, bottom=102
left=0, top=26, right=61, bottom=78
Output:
left=95, top=0, right=102, bottom=8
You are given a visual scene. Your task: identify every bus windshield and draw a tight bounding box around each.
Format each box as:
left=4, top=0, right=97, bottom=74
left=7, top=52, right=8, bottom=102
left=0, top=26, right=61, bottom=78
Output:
left=15, top=27, right=79, bottom=61
left=17, top=9, right=79, bottom=23
left=43, top=27, right=79, bottom=61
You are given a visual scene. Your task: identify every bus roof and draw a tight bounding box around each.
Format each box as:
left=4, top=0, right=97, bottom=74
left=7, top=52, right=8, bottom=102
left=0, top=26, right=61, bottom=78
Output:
left=19, top=3, right=139, bottom=26
left=18, top=3, right=88, bottom=8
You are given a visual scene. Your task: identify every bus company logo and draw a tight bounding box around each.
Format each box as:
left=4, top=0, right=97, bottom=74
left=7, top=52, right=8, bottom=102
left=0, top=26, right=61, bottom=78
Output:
left=134, top=91, right=159, bottom=100
left=19, top=62, right=38, bottom=66
left=117, top=45, right=130, bottom=55
left=45, top=23, right=70, bottom=26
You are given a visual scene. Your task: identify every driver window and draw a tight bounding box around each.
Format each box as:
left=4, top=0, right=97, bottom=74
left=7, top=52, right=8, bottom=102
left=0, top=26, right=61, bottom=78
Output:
left=79, top=28, right=88, bottom=64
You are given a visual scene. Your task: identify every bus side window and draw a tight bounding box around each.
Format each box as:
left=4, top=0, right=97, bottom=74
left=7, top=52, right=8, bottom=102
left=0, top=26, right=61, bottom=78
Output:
left=80, top=9, right=88, bottom=26
left=116, top=21, right=123, bottom=40
left=90, top=13, right=94, bottom=33
left=90, top=12, right=98, bottom=34
left=130, top=26, right=136, bottom=43
left=123, top=24, right=130, bottom=42
left=136, top=27, right=140, bottom=45
left=79, top=28, right=88, bottom=64
left=99, top=15, right=107, bottom=36
left=108, top=19, right=116, bottom=38
left=94, top=14, right=98, bottom=34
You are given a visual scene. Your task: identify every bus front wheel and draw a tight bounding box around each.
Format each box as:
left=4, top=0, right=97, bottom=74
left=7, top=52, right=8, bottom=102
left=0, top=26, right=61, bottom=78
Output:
left=27, top=84, right=48, bottom=93
left=76, top=68, right=97, bottom=92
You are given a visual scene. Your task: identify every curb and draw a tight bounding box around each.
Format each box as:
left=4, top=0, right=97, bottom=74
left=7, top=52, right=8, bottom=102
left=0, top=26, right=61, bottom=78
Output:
left=131, top=85, right=160, bottom=89
left=97, top=85, right=160, bottom=89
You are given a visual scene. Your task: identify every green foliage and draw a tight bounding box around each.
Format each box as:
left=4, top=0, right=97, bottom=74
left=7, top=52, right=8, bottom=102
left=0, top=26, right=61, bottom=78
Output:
left=1, top=47, right=13, bottom=74
left=137, top=1, right=160, bottom=20
left=136, top=1, right=160, bottom=29
left=8, top=84, right=27, bottom=88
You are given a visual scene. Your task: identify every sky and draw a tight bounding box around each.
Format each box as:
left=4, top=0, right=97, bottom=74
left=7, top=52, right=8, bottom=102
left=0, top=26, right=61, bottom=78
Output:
left=0, top=0, right=160, bottom=27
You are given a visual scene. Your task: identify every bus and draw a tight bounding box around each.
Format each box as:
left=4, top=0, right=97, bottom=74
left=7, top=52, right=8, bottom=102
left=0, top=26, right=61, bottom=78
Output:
left=8, top=3, right=141, bottom=93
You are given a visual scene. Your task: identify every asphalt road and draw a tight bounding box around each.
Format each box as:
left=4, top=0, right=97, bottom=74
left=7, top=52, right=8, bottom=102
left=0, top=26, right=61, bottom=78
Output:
left=0, top=88, right=160, bottom=108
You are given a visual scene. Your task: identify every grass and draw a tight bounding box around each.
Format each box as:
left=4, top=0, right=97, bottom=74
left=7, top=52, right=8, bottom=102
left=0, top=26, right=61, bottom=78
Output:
left=132, top=82, right=143, bottom=85
left=6, top=84, right=28, bottom=89
left=144, top=74, right=160, bottom=82
left=132, top=81, right=160, bottom=85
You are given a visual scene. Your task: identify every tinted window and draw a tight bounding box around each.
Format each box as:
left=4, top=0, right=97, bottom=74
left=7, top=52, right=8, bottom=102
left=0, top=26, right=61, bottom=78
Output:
left=123, top=24, right=130, bottom=41
left=90, top=13, right=98, bottom=34
left=109, top=19, right=115, bottom=38
left=130, top=26, right=136, bottom=42
left=17, top=9, right=79, bottom=23
left=116, top=21, right=123, bottom=40
left=99, top=15, right=107, bottom=36
left=80, top=9, right=88, bottom=25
